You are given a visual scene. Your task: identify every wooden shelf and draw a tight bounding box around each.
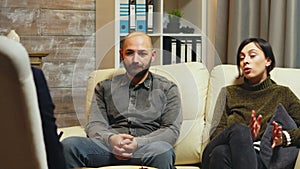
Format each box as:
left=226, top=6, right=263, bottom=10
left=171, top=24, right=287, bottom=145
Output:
left=28, top=52, right=49, bottom=69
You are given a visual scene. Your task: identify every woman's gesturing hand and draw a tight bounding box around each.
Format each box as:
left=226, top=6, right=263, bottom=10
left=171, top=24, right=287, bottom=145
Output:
left=272, top=121, right=283, bottom=148
left=250, top=110, right=263, bottom=140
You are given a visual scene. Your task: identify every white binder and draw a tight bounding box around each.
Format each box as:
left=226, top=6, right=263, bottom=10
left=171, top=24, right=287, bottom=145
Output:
left=147, top=0, right=154, bottom=33
left=171, top=39, right=177, bottom=64
left=180, top=39, right=186, bottom=63
left=129, top=0, right=136, bottom=31
left=186, top=39, right=192, bottom=62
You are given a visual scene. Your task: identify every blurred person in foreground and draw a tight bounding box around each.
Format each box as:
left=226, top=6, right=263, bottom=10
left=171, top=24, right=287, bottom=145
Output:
left=32, top=67, right=66, bottom=169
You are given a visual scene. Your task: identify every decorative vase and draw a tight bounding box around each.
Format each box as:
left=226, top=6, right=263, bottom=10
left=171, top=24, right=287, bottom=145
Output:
left=166, top=22, right=180, bottom=33
left=6, top=30, right=20, bottom=42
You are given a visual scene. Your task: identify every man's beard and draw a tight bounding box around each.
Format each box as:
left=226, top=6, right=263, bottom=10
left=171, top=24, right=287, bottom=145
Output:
left=124, top=59, right=151, bottom=79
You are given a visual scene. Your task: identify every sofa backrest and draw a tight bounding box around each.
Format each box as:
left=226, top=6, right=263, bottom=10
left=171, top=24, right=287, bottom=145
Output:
left=204, top=64, right=243, bottom=142
left=270, top=67, right=300, bottom=98
left=84, top=62, right=209, bottom=165
left=204, top=64, right=300, bottom=143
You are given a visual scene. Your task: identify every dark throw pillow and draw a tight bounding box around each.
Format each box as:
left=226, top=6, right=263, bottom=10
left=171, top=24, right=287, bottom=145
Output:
left=260, top=103, right=299, bottom=169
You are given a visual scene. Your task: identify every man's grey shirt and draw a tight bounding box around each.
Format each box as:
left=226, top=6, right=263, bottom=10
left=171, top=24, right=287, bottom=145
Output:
left=86, top=72, right=183, bottom=148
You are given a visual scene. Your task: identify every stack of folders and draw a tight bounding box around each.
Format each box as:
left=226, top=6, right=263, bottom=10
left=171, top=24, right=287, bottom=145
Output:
left=163, top=36, right=202, bottom=65
left=119, top=0, right=154, bottom=34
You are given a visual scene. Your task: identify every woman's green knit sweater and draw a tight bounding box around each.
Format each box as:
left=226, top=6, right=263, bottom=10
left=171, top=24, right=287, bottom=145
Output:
left=211, top=76, right=300, bottom=147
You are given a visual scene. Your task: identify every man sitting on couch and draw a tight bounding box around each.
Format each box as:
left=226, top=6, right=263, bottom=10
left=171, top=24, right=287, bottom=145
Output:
left=62, top=32, right=183, bottom=169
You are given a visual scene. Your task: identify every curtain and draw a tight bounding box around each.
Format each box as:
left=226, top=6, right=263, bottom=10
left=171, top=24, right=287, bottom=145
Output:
left=214, top=0, right=300, bottom=68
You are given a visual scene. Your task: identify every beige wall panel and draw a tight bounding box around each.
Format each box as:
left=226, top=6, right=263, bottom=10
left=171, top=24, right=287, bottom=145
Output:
left=1, top=0, right=94, bottom=10
left=40, top=9, right=95, bottom=35
left=51, top=87, right=86, bottom=127
left=0, top=8, right=40, bottom=35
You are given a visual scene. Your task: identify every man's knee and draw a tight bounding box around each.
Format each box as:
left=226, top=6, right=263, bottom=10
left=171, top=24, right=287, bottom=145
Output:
left=156, top=142, right=174, bottom=159
left=139, top=141, right=175, bottom=168
left=61, top=136, right=87, bottom=153
left=140, top=141, right=174, bottom=159
left=150, top=141, right=173, bottom=154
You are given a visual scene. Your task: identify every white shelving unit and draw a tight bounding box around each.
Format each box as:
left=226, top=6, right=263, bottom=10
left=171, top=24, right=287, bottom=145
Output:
left=96, top=0, right=207, bottom=69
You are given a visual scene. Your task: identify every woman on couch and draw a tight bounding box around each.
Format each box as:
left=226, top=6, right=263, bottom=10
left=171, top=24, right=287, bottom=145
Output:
left=202, top=38, right=300, bottom=169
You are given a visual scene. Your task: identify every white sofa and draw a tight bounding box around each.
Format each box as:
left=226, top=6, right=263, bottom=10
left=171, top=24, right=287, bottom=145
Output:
left=60, top=62, right=300, bottom=169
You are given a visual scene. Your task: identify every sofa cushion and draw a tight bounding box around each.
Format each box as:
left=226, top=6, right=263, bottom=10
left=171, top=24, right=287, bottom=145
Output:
left=59, top=126, right=86, bottom=141
left=150, top=63, right=209, bottom=164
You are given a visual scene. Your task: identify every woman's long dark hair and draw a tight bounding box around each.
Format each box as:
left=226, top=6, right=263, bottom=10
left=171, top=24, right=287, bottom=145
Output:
left=236, top=38, right=276, bottom=78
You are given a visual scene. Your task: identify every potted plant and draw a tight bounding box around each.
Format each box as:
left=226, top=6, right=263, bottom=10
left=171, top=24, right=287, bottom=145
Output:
left=166, top=9, right=183, bottom=33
